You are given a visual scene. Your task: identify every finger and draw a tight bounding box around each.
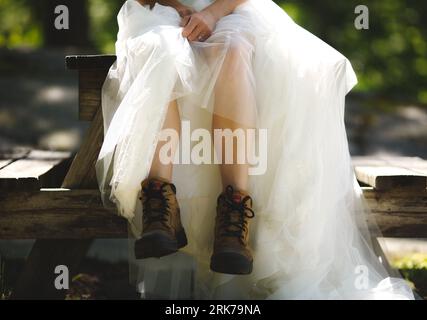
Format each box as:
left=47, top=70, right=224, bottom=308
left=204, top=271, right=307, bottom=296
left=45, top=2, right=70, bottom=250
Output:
left=180, top=15, right=191, bottom=27
left=188, top=24, right=206, bottom=42
left=182, top=16, right=198, bottom=37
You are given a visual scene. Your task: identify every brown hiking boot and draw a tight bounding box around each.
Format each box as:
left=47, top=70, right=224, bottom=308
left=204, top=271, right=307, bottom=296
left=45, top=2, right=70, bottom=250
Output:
left=134, top=177, right=187, bottom=259
left=210, top=185, right=255, bottom=275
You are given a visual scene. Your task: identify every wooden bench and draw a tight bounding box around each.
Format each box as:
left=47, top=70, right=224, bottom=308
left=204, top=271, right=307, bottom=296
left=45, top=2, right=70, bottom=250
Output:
left=0, top=148, right=72, bottom=192
left=0, top=54, right=426, bottom=299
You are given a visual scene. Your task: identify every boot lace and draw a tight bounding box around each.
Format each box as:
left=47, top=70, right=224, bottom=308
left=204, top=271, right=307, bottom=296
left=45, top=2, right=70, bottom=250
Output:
left=220, top=185, right=255, bottom=244
left=140, top=181, right=171, bottom=227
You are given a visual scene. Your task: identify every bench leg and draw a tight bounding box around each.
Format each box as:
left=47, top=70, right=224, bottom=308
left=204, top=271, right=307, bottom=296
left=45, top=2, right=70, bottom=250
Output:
left=11, top=239, right=92, bottom=299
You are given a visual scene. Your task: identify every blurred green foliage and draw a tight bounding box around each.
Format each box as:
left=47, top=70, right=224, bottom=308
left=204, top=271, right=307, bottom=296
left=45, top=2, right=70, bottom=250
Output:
left=0, top=0, right=426, bottom=104
left=88, top=0, right=122, bottom=53
left=392, top=253, right=427, bottom=298
left=279, top=0, right=427, bottom=104
left=0, top=0, right=42, bottom=47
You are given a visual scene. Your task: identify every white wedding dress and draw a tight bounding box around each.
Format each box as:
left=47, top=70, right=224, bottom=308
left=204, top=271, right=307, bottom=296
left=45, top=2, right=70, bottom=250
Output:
left=95, top=0, right=415, bottom=299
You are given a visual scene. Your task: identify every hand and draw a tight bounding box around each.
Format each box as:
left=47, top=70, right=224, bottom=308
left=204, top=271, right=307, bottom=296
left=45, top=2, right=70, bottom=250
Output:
left=181, top=10, right=218, bottom=42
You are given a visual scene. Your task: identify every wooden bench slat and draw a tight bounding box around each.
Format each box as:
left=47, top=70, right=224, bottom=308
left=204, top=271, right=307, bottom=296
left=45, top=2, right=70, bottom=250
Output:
left=353, top=156, right=427, bottom=169
left=66, top=54, right=116, bottom=70
left=0, top=189, right=123, bottom=239
left=354, top=166, right=426, bottom=191
left=0, top=159, right=13, bottom=170
left=0, top=157, right=65, bottom=179
left=0, top=188, right=425, bottom=239
left=380, top=157, right=427, bottom=176
left=0, top=150, right=72, bottom=191
left=352, top=156, right=427, bottom=191
left=363, top=188, right=427, bottom=237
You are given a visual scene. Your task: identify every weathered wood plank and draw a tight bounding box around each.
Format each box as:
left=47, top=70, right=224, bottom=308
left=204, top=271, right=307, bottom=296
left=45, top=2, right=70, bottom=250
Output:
left=0, top=159, right=13, bottom=169
left=0, top=189, right=123, bottom=239
left=0, top=150, right=72, bottom=191
left=352, top=156, right=427, bottom=176
left=354, top=166, right=426, bottom=191
left=380, top=156, right=427, bottom=176
left=78, top=69, right=109, bottom=121
left=79, top=88, right=102, bottom=100
left=66, top=55, right=116, bottom=70
left=0, top=150, right=71, bottom=177
left=61, top=108, right=103, bottom=189
left=66, top=56, right=115, bottom=121
left=79, top=89, right=101, bottom=121
left=352, top=156, right=427, bottom=191
left=0, top=188, right=425, bottom=239
left=79, top=69, right=109, bottom=88
left=362, top=188, right=427, bottom=237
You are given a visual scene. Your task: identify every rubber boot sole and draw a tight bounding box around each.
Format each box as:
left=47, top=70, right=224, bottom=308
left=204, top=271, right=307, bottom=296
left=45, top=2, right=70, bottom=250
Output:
left=134, top=228, right=188, bottom=259
left=210, top=251, right=253, bottom=275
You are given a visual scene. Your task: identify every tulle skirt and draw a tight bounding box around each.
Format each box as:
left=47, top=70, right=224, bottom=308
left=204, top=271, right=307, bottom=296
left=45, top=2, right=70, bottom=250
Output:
left=95, top=0, right=415, bottom=299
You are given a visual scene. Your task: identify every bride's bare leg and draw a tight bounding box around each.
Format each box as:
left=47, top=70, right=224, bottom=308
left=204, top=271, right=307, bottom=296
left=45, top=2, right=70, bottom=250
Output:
left=212, top=114, right=250, bottom=191
left=136, top=99, right=187, bottom=260
left=209, top=39, right=257, bottom=275
left=148, top=100, right=181, bottom=181
left=212, top=42, right=256, bottom=192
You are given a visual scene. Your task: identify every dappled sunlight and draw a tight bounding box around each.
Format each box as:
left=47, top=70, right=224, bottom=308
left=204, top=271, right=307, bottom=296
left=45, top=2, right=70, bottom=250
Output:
left=38, top=128, right=82, bottom=151
left=35, top=85, right=75, bottom=105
